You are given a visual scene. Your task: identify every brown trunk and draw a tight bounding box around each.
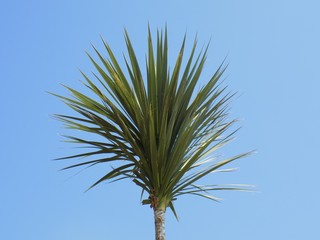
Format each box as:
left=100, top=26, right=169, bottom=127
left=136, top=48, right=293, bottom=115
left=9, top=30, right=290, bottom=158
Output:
left=154, top=208, right=166, bottom=240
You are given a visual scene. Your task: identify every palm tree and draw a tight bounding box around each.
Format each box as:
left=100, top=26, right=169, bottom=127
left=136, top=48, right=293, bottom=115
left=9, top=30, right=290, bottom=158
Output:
left=53, top=27, right=251, bottom=240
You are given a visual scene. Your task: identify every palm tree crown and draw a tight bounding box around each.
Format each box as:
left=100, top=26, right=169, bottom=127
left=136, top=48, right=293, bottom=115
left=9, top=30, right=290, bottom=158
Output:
left=54, top=27, right=251, bottom=219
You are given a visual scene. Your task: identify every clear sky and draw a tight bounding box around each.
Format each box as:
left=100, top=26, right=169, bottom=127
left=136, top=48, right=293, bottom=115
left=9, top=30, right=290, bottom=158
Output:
left=1, top=0, right=319, bottom=239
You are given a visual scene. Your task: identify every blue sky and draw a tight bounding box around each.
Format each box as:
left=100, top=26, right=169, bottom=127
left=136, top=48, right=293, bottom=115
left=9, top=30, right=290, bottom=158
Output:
left=1, top=0, right=319, bottom=239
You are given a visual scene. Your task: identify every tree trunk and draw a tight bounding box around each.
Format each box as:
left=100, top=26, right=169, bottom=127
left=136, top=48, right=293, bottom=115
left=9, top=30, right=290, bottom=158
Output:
left=154, top=208, right=166, bottom=240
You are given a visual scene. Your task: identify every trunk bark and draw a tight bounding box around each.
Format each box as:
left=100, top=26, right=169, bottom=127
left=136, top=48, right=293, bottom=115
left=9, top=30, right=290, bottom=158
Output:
left=154, top=208, right=166, bottom=240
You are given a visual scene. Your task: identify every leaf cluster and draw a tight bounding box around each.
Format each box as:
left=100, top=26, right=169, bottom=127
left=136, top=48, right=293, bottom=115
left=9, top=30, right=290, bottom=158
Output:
left=53, top=27, right=252, bottom=217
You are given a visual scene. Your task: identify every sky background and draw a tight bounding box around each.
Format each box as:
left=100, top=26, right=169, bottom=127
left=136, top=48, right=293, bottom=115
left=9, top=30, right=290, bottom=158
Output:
left=1, top=0, right=319, bottom=239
